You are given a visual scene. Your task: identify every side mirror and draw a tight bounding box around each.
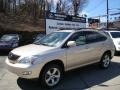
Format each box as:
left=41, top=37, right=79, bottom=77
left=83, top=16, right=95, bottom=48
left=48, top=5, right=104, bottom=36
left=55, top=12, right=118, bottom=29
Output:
left=67, top=41, right=76, bottom=47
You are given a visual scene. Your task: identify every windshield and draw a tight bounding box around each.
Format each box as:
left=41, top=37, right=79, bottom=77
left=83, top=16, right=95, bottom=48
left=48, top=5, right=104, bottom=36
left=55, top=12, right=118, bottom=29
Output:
left=34, top=32, right=70, bottom=47
left=110, top=32, right=120, bottom=38
left=34, top=34, right=45, bottom=42
left=0, top=35, right=16, bottom=41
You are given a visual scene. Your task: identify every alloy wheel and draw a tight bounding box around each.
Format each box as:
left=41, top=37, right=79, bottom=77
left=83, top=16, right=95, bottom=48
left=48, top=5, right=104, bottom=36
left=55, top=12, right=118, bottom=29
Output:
left=102, top=54, right=110, bottom=68
left=45, top=68, right=61, bottom=87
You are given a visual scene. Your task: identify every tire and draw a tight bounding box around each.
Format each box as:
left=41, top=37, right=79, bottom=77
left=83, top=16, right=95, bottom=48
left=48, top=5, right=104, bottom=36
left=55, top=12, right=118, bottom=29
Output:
left=100, top=53, right=111, bottom=69
left=39, top=64, right=63, bottom=88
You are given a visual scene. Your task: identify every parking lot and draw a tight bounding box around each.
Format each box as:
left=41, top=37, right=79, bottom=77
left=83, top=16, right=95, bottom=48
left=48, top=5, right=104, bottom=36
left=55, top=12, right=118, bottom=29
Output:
left=0, top=52, right=120, bottom=90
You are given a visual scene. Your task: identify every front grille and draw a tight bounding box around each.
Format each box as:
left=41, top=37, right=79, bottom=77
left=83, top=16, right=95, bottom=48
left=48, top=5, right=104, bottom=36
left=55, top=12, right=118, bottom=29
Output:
left=8, top=52, right=20, bottom=61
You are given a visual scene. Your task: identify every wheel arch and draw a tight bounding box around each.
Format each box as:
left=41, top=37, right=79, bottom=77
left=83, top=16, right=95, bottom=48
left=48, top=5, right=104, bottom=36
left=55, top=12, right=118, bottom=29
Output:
left=103, top=50, right=112, bottom=59
left=40, top=59, right=65, bottom=76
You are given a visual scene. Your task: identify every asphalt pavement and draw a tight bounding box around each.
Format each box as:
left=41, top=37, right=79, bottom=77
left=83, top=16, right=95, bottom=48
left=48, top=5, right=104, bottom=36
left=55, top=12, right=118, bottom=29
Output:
left=0, top=52, right=120, bottom=90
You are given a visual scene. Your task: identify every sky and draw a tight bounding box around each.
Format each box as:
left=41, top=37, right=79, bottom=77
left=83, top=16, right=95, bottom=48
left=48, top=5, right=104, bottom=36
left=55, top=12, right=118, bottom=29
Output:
left=83, top=0, right=120, bottom=22
left=49, top=0, right=120, bottom=22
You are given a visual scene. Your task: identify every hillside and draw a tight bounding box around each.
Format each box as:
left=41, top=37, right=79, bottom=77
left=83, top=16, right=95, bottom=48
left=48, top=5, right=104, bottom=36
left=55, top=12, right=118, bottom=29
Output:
left=0, top=13, right=45, bottom=32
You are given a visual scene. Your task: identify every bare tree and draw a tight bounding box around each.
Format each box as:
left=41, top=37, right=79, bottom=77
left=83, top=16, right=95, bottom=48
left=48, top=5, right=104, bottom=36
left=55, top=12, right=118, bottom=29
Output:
left=61, top=0, right=73, bottom=15
left=71, top=0, right=88, bottom=16
left=56, top=0, right=61, bottom=13
left=56, top=0, right=71, bottom=14
left=0, top=0, right=87, bottom=25
left=55, top=0, right=87, bottom=16
left=45, top=0, right=52, bottom=12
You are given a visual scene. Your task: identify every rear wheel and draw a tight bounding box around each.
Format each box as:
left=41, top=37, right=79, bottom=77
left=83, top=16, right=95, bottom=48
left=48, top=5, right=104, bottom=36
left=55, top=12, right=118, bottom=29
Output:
left=100, top=53, right=111, bottom=69
left=39, top=64, right=63, bottom=88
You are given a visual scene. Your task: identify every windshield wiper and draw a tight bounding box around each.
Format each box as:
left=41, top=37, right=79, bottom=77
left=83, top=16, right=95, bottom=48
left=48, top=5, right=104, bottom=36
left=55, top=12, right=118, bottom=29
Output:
left=40, top=43, right=49, bottom=46
left=34, top=42, right=54, bottom=47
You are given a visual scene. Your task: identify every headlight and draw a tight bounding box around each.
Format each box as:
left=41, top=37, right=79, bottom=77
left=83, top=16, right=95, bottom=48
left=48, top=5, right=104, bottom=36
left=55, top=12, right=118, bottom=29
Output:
left=19, top=56, right=39, bottom=65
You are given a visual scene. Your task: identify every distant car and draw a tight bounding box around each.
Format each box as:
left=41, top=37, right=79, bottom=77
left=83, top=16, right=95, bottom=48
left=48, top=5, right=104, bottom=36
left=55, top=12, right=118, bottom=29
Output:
left=0, top=34, right=20, bottom=50
left=105, top=31, right=120, bottom=52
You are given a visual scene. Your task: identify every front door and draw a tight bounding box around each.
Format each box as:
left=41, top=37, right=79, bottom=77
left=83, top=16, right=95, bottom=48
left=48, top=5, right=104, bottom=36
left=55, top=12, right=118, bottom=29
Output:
left=65, top=32, right=90, bottom=69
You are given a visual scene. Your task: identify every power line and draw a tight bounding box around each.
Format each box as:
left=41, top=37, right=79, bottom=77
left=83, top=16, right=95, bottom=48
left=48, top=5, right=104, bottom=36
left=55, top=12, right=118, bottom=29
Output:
left=90, top=12, right=120, bottom=18
left=109, top=8, right=120, bottom=11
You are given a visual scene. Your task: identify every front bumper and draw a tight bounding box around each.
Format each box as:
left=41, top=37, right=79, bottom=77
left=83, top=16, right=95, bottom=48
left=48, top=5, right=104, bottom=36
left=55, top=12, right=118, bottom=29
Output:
left=5, top=58, right=43, bottom=79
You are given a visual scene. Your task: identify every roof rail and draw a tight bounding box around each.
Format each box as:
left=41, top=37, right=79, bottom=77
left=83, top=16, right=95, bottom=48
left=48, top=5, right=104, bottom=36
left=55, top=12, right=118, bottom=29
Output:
left=59, top=28, right=100, bottom=31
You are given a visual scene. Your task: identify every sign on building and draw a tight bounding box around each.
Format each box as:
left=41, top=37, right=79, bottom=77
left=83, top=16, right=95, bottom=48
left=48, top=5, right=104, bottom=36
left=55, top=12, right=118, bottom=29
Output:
left=46, top=12, right=86, bottom=34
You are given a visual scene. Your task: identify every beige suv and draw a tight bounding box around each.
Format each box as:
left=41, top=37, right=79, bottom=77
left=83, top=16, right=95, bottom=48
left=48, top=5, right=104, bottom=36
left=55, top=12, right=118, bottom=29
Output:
left=6, top=29, right=115, bottom=88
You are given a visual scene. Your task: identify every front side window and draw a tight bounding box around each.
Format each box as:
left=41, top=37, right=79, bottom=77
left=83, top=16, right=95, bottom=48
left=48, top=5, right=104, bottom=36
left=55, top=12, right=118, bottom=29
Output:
left=110, top=32, right=120, bottom=38
left=69, top=32, right=86, bottom=46
left=34, top=32, right=70, bottom=47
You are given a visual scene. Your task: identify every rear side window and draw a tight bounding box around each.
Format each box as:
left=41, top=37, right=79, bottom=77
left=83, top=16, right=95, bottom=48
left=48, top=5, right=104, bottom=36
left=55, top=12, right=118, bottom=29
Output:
left=85, top=31, right=107, bottom=44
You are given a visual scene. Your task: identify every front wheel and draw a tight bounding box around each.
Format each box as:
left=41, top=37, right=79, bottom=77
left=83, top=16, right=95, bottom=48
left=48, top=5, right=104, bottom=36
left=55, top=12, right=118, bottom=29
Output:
left=100, top=53, right=111, bottom=69
left=39, top=64, right=63, bottom=88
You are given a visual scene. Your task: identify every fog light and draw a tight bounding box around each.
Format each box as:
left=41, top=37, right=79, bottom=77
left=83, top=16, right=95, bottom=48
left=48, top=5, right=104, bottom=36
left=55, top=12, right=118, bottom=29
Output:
left=22, top=71, right=32, bottom=75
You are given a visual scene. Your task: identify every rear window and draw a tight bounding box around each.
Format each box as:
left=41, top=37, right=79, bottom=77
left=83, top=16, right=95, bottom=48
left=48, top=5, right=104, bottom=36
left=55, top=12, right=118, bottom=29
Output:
left=110, top=32, right=120, bottom=38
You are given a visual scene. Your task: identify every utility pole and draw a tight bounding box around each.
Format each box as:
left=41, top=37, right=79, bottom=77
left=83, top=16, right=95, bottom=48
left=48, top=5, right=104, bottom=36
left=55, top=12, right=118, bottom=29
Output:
left=107, top=0, right=109, bottom=29
left=98, top=15, right=101, bottom=28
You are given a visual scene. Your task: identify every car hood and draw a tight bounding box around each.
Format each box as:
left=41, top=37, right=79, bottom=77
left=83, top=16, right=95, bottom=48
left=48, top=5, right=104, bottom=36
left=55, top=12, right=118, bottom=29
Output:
left=11, top=44, right=56, bottom=57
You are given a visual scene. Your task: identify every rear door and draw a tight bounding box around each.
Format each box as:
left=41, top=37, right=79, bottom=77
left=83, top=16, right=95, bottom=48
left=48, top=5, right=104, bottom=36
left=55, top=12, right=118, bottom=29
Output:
left=85, top=31, right=107, bottom=63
